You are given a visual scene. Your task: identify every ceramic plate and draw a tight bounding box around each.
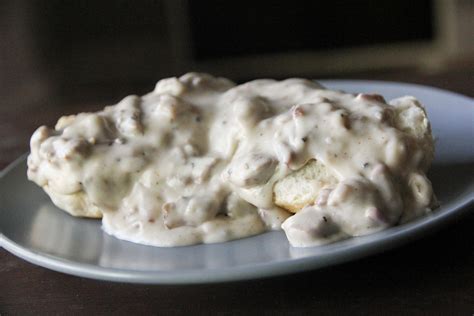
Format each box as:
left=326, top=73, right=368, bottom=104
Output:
left=1, top=80, right=473, bottom=284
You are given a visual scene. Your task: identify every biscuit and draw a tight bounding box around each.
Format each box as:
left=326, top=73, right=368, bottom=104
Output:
left=273, top=97, right=434, bottom=213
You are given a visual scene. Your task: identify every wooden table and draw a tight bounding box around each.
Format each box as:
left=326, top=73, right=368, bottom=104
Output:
left=1, top=70, right=473, bottom=315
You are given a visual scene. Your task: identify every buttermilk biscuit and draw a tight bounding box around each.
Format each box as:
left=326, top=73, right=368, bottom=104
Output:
left=273, top=96, right=434, bottom=213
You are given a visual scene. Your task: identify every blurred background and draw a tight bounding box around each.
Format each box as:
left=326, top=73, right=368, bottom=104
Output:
left=0, top=0, right=473, bottom=166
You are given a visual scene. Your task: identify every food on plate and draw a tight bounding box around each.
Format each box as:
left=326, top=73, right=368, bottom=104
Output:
left=27, top=73, right=437, bottom=247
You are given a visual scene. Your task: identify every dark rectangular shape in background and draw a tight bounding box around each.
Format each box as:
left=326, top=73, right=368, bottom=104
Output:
left=190, top=0, right=434, bottom=60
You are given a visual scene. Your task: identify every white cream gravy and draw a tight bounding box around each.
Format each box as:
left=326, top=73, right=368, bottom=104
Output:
left=27, top=73, right=435, bottom=247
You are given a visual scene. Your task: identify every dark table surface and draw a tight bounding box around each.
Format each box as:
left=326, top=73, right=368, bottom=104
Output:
left=1, top=68, right=473, bottom=315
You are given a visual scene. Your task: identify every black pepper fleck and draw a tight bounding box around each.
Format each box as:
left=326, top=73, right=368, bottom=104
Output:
left=302, top=137, right=308, bottom=142
left=323, top=216, right=328, bottom=222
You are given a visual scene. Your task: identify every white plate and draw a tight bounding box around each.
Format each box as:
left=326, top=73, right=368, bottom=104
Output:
left=1, top=80, right=473, bottom=284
